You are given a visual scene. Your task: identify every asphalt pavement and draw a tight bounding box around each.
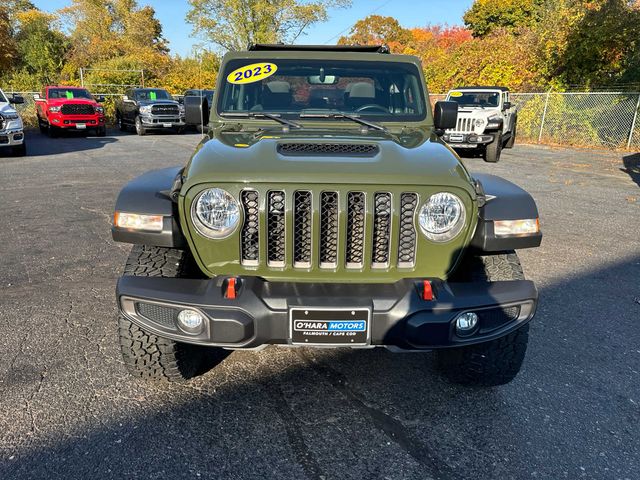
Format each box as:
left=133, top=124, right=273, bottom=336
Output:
left=0, top=129, right=639, bottom=479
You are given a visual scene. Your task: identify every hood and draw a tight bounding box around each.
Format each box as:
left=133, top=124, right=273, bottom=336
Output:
left=182, top=128, right=475, bottom=193
left=456, top=107, right=500, bottom=118
left=138, top=99, right=180, bottom=106
left=0, top=103, right=18, bottom=115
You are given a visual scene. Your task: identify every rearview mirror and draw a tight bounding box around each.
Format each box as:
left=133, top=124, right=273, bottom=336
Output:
left=308, top=75, right=338, bottom=85
left=9, top=95, right=24, bottom=104
left=433, top=101, right=458, bottom=132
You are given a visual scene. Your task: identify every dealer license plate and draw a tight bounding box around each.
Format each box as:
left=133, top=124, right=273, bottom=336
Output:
left=290, top=308, right=370, bottom=345
left=449, top=134, right=463, bottom=142
left=163, top=123, right=173, bottom=128
left=76, top=123, right=86, bottom=130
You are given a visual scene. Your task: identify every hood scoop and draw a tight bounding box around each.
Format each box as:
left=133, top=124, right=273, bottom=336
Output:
left=277, top=142, right=380, bottom=157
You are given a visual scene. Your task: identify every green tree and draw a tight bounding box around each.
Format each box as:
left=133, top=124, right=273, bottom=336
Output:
left=463, top=0, right=542, bottom=37
left=14, top=10, right=68, bottom=85
left=186, top=0, right=351, bottom=51
left=337, top=15, right=412, bottom=52
left=0, top=7, right=17, bottom=72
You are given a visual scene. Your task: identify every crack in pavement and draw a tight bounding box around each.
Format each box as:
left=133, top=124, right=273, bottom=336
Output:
left=297, top=349, right=459, bottom=480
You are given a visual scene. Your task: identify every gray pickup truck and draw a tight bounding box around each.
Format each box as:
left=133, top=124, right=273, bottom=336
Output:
left=115, top=88, right=185, bottom=135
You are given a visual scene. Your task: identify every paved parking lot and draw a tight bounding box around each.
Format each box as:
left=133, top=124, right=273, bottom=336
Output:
left=0, top=130, right=639, bottom=479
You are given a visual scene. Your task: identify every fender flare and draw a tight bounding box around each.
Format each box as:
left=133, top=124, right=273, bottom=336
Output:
left=471, top=173, right=542, bottom=252
left=111, top=167, right=186, bottom=248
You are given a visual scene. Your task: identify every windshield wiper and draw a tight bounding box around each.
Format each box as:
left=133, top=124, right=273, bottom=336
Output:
left=220, top=112, right=302, bottom=130
left=299, top=113, right=387, bottom=132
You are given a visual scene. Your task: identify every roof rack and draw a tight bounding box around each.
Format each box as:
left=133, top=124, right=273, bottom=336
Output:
left=247, top=44, right=390, bottom=54
left=454, top=86, right=510, bottom=92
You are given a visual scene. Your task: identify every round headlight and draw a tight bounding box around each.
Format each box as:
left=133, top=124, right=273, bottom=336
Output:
left=191, top=188, right=240, bottom=239
left=418, top=192, right=466, bottom=242
left=474, top=118, right=486, bottom=127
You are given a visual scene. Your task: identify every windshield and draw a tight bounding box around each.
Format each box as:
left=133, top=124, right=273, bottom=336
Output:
left=186, top=90, right=214, bottom=102
left=135, top=89, right=172, bottom=101
left=448, top=91, right=500, bottom=108
left=0, top=90, right=7, bottom=103
left=217, top=59, right=427, bottom=122
left=48, top=88, right=93, bottom=100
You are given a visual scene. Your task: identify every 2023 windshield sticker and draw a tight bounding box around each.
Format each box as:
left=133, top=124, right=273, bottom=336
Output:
left=226, top=63, right=278, bottom=85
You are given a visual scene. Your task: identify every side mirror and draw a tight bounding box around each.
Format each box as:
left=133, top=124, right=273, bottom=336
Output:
left=433, top=101, right=458, bottom=132
left=9, top=95, right=25, bottom=104
left=96, top=95, right=105, bottom=103
left=503, top=101, right=512, bottom=110
left=33, top=93, right=42, bottom=101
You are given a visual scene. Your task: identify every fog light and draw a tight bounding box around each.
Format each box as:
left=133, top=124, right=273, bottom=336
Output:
left=455, top=312, right=478, bottom=335
left=177, top=309, right=204, bottom=334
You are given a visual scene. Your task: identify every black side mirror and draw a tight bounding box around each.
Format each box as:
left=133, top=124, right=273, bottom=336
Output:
left=9, top=95, right=25, bottom=105
left=96, top=95, right=105, bottom=103
left=503, top=101, right=512, bottom=110
left=433, top=101, right=458, bottom=133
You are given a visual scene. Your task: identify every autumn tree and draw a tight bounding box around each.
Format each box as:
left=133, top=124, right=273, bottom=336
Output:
left=186, top=0, right=351, bottom=51
left=0, top=7, right=17, bottom=72
left=463, top=0, right=542, bottom=37
left=337, top=15, right=412, bottom=52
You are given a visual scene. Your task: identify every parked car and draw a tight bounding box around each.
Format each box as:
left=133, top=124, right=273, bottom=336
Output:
left=0, top=88, right=26, bottom=156
left=115, top=88, right=185, bottom=135
left=442, top=86, right=517, bottom=163
left=35, top=86, right=106, bottom=137
left=112, top=44, right=542, bottom=386
left=182, top=89, right=214, bottom=132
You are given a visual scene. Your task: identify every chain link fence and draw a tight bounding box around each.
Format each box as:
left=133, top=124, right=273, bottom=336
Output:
left=5, top=90, right=640, bottom=150
left=430, top=91, right=640, bottom=150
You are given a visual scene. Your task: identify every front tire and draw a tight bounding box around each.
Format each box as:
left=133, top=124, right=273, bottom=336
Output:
left=505, top=122, right=517, bottom=149
left=96, top=126, right=106, bottom=137
left=118, top=245, right=224, bottom=382
left=13, top=142, right=27, bottom=156
left=437, top=252, right=530, bottom=386
left=483, top=132, right=502, bottom=163
left=135, top=115, right=146, bottom=136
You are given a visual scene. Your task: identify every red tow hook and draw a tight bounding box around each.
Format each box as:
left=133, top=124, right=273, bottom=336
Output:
left=225, top=277, right=238, bottom=299
left=422, top=280, right=434, bottom=301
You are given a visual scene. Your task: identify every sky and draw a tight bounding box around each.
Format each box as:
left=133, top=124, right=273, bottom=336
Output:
left=32, top=0, right=473, bottom=57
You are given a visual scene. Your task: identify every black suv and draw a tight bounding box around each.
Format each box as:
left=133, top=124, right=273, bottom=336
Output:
left=115, top=88, right=185, bottom=135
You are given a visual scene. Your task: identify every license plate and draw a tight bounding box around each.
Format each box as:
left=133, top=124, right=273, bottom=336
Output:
left=76, top=123, right=86, bottom=130
left=449, top=134, right=463, bottom=142
left=290, top=308, right=370, bottom=345
left=163, top=123, right=173, bottom=128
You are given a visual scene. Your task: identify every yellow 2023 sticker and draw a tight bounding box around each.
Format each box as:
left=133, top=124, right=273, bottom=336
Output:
left=449, top=91, right=463, bottom=97
left=227, top=63, right=278, bottom=85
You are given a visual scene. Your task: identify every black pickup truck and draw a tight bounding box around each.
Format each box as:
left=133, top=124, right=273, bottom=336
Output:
left=182, top=89, right=214, bottom=132
left=115, top=88, right=185, bottom=135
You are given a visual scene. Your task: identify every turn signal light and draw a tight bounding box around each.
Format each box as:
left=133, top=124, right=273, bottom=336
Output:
left=114, top=212, right=163, bottom=232
left=422, top=280, right=434, bottom=301
left=494, top=218, right=539, bottom=236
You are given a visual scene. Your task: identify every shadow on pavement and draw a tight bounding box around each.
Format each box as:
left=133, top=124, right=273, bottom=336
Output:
left=1, top=255, right=639, bottom=479
left=622, top=153, right=640, bottom=188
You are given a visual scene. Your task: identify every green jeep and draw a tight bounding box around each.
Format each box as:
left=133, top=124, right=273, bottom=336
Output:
left=112, top=45, right=542, bottom=386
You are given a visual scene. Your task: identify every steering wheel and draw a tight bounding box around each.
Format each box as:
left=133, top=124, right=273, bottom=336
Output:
left=355, top=104, right=389, bottom=113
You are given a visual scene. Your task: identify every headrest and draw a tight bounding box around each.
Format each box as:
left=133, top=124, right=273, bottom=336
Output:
left=348, top=82, right=375, bottom=99
left=266, top=81, right=291, bottom=94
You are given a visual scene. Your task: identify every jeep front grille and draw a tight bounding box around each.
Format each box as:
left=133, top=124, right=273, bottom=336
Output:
left=239, top=189, right=420, bottom=270
left=60, top=103, right=95, bottom=115
left=454, top=117, right=474, bottom=132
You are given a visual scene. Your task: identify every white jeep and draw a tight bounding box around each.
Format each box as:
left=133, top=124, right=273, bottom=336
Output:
left=0, top=88, right=26, bottom=156
left=443, top=87, right=516, bottom=163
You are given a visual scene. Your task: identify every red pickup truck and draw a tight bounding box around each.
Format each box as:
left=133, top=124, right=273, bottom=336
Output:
left=35, top=86, right=106, bottom=137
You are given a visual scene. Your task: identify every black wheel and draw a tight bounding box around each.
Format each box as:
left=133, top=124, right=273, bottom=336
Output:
left=13, top=142, right=27, bottom=156
left=437, top=251, right=530, bottom=386
left=118, top=245, right=225, bottom=382
left=505, top=122, right=517, bottom=149
left=47, top=123, right=58, bottom=138
left=118, top=114, right=128, bottom=132
left=196, top=124, right=205, bottom=133
left=174, top=126, right=185, bottom=134
left=38, top=116, right=47, bottom=134
left=483, top=132, right=502, bottom=163
left=134, top=115, right=146, bottom=136
left=96, top=126, right=106, bottom=137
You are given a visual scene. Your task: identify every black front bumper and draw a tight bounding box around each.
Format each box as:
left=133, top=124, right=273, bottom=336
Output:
left=117, top=276, right=538, bottom=350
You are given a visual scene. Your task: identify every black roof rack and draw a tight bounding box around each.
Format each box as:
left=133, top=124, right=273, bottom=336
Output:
left=454, top=86, right=510, bottom=92
left=248, top=44, right=390, bottom=54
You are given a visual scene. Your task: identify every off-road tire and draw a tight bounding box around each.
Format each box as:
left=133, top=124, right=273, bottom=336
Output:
left=118, top=245, right=222, bottom=382
left=13, top=142, right=27, bottom=157
left=483, top=132, right=502, bottom=163
left=437, top=251, right=529, bottom=386
left=135, top=115, right=146, bottom=136
left=505, top=122, right=517, bottom=149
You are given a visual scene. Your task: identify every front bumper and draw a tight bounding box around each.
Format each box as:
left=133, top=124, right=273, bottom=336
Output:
left=140, top=115, right=185, bottom=128
left=0, top=129, right=24, bottom=147
left=444, top=133, right=494, bottom=148
left=48, top=113, right=105, bottom=129
left=117, top=276, right=537, bottom=350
